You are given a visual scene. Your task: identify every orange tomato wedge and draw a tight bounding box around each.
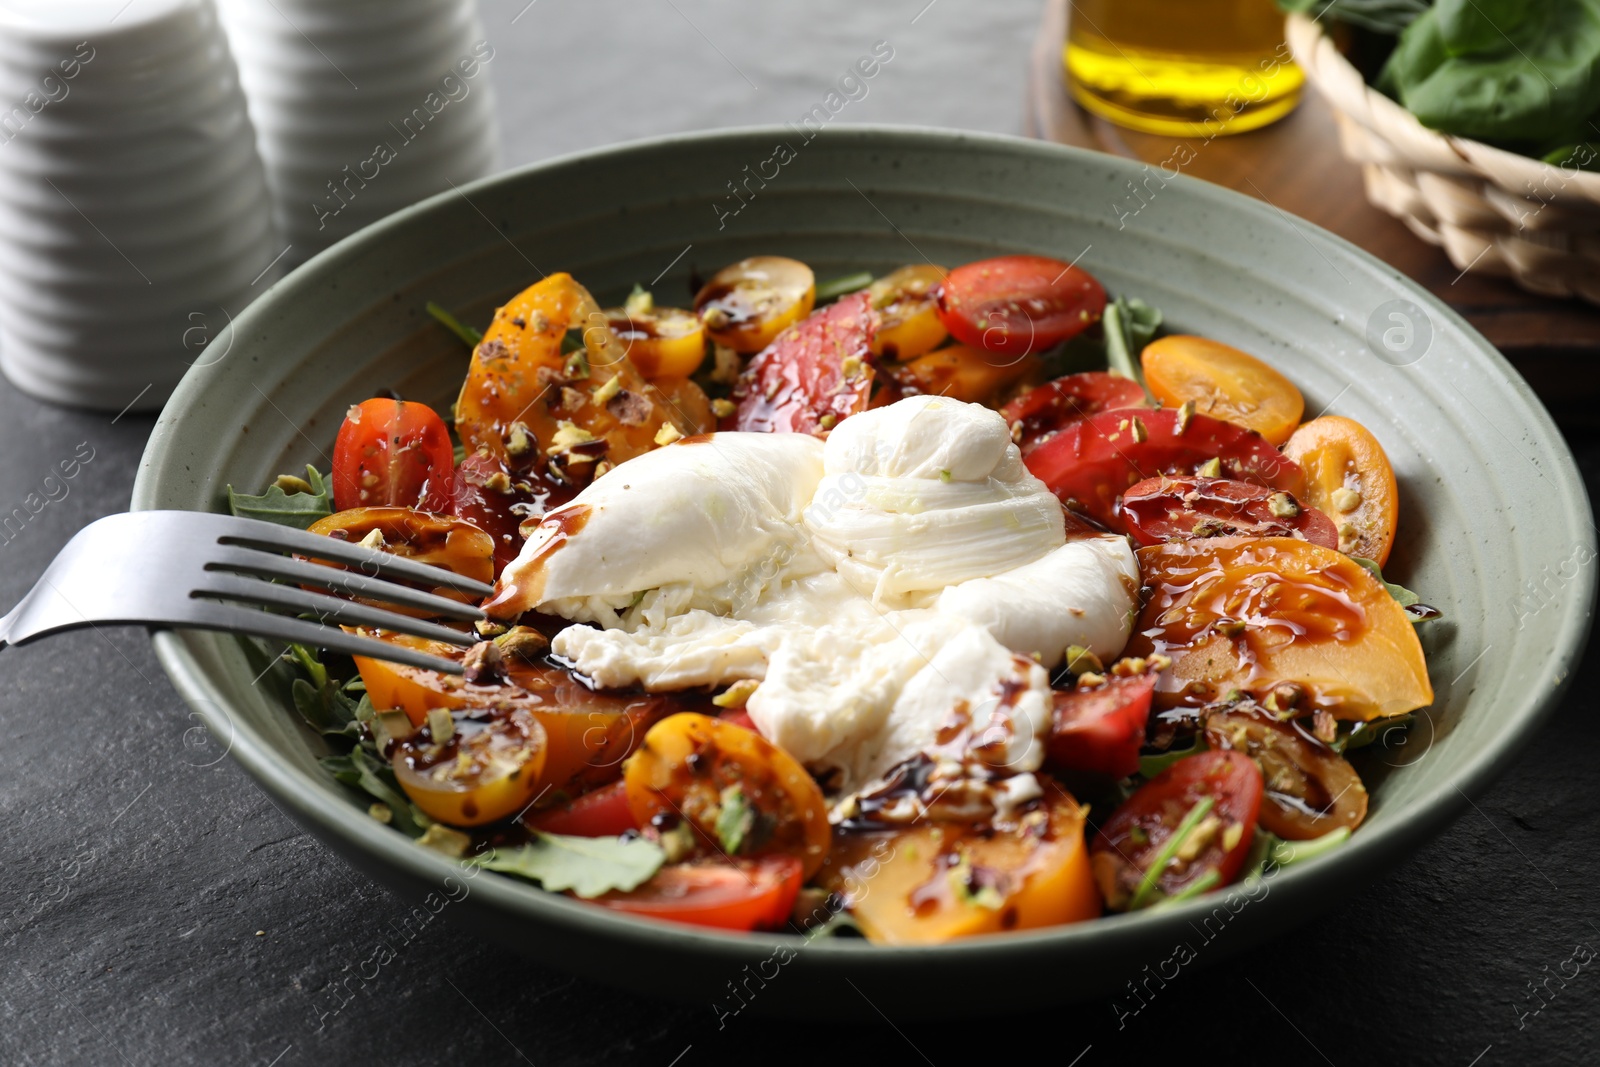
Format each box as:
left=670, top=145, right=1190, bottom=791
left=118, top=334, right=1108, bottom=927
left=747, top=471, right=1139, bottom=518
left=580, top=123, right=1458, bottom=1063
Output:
left=891, top=343, right=1041, bottom=406
left=1282, top=415, right=1400, bottom=566
left=819, top=785, right=1100, bottom=944
left=1125, top=537, right=1432, bottom=721
left=1141, top=335, right=1304, bottom=446
left=392, top=708, right=547, bottom=827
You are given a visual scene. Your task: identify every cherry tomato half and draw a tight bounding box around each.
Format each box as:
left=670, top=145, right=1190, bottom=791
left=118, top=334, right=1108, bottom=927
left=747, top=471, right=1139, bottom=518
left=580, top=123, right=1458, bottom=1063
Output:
left=589, top=855, right=802, bottom=931
left=1046, top=671, right=1156, bottom=780
left=1090, top=750, right=1263, bottom=911
left=727, top=291, right=878, bottom=437
left=392, top=706, right=547, bottom=827
left=1001, top=371, right=1148, bottom=454
left=526, top=780, right=638, bottom=837
left=605, top=302, right=706, bottom=379
left=1024, top=407, right=1305, bottom=533
left=868, top=264, right=948, bottom=360
left=625, top=713, right=831, bottom=877
left=1203, top=703, right=1368, bottom=840
left=1141, top=335, right=1305, bottom=446
left=935, top=254, right=1106, bottom=357
left=1120, top=476, right=1338, bottom=549
left=304, top=507, right=494, bottom=614
left=694, top=256, right=816, bottom=354
left=332, top=398, right=455, bottom=513
left=1282, top=416, right=1399, bottom=565
left=887, top=343, right=1041, bottom=407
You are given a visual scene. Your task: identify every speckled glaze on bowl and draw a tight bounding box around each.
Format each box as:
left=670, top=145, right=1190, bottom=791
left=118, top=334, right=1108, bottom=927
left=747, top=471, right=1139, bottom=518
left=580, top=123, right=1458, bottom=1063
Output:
left=131, top=126, right=1595, bottom=1018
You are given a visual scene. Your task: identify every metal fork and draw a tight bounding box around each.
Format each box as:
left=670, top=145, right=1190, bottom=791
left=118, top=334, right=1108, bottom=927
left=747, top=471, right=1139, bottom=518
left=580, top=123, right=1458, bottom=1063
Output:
left=0, top=511, right=494, bottom=674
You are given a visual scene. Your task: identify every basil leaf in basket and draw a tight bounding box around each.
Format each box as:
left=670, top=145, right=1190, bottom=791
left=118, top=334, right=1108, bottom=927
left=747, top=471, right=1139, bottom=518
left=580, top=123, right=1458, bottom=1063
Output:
left=226, top=464, right=332, bottom=530
left=473, top=833, right=665, bottom=898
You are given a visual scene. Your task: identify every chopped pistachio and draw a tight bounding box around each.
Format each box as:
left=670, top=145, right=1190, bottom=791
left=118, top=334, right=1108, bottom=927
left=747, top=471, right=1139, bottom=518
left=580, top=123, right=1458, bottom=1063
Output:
left=426, top=708, right=455, bottom=744
left=1174, top=400, right=1196, bottom=435
left=712, top=679, right=760, bottom=708
left=592, top=374, right=623, bottom=405
left=558, top=386, right=588, bottom=411
left=1267, top=492, right=1300, bottom=518
left=367, top=802, right=393, bottom=825
left=495, top=626, right=551, bottom=663
left=482, top=471, right=512, bottom=494
left=418, top=824, right=471, bottom=858
left=1077, top=671, right=1105, bottom=687
left=474, top=619, right=509, bottom=638
left=528, top=310, right=551, bottom=333
left=1196, top=457, right=1222, bottom=478
left=654, top=423, right=684, bottom=446
left=373, top=709, right=416, bottom=750
left=939, top=468, right=952, bottom=483
left=550, top=421, right=596, bottom=454
left=1130, top=416, right=1148, bottom=444
left=1010, top=420, right=1023, bottom=443
left=273, top=473, right=314, bottom=495
left=701, top=305, right=732, bottom=331
left=1337, top=522, right=1359, bottom=550
left=710, top=343, right=741, bottom=385
left=1215, top=617, right=1246, bottom=638
left=711, top=397, right=737, bottom=419
left=1174, top=814, right=1221, bottom=863
left=1065, top=646, right=1104, bottom=675
left=563, top=347, right=590, bottom=380
left=593, top=460, right=614, bottom=479
left=818, top=413, right=837, bottom=431
left=357, top=528, right=385, bottom=551
left=1331, top=487, right=1362, bottom=513
left=659, top=820, right=696, bottom=863
left=505, top=421, right=534, bottom=457
left=840, top=356, right=863, bottom=380
left=624, top=285, right=653, bottom=317
left=1220, top=821, right=1243, bottom=853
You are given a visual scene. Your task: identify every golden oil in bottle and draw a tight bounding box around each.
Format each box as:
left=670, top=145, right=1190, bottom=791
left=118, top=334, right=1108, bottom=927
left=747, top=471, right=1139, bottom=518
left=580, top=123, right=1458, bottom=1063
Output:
left=1065, top=0, right=1303, bottom=137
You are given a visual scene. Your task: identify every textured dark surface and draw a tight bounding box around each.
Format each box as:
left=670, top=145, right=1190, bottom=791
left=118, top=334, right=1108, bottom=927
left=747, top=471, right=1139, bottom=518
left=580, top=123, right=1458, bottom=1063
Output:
left=2, top=2, right=1597, bottom=1065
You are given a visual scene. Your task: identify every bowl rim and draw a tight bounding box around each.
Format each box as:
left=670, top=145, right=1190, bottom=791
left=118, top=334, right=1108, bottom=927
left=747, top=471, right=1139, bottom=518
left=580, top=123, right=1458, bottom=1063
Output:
left=133, top=122, right=1597, bottom=962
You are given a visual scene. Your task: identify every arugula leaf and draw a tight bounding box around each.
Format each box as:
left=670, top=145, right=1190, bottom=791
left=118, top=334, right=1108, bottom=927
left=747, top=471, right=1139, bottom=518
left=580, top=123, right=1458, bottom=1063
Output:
left=473, top=832, right=665, bottom=898
left=1349, top=556, right=1423, bottom=608
left=425, top=301, right=483, bottom=348
left=814, top=271, right=874, bottom=303
left=1382, top=1, right=1600, bottom=144
left=321, top=746, right=431, bottom=837
left=1276, top=0, right=1430, bottom=35
left=287, top=644, right=369, bottom=739
left=1238, top=827, right=1352, bottom=882
left=226, top=465, right=332, bottom=530
left=1103, top=296, right=1161, bottom=391
left=1333, top=712, right=1415, bottom=754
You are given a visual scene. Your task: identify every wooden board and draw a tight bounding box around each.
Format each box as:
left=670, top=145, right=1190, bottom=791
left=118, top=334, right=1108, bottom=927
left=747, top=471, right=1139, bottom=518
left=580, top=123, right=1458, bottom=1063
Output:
left=1026, top=0, right=1600, bottom=428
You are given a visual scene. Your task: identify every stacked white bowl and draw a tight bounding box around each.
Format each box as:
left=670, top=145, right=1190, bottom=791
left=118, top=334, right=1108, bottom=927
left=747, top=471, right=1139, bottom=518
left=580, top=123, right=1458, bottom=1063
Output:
left=0, top=0, right=280, bottom=412
left=216, top=0, right=499, bottom=264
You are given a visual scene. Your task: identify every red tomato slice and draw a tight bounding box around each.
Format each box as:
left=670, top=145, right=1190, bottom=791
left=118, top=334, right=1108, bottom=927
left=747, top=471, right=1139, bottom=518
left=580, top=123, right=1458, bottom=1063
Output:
left=1120, top=476, right=1338, bottom=549
left=1024, top=407, right=1304, bottom=533
left=589, top=855, right=802, bottom=931
left=526, top=781, right=638, bottom=837
left=718, top=708, right=760, bottom=733
left=1001, top=371, right=1147, bottom=454
left=1046, top=672, right=1155, bottom=780
left=935, top=254, right=1106, bottom=357
left=728, top=291, right=879, bottom=435
left=332, top=398, right=455, bottom=514
left=1090, top=750, right=1263, bottom=911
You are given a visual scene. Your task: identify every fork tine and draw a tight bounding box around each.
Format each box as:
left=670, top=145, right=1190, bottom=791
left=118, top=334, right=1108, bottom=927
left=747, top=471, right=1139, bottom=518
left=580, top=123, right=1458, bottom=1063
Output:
left=204, top=548, right=485, bottom=622
left=194, top=575, right=481, bottom=648
left=217, top=522, right=496, bottom=598
left=182, top=601, right=468, bottom=674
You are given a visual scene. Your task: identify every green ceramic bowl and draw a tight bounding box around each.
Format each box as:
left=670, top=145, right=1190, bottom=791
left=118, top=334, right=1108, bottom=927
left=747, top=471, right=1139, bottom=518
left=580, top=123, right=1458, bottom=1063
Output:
left=131, top=126, right=1595, bottom=1018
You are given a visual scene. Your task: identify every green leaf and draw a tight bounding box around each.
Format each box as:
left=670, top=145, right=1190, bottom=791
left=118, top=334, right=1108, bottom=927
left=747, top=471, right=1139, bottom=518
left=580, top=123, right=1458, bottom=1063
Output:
left=814, top=271, right=874, bottom=303
left=1239, top=827, right=1353, bottom=881
left=321, top=746, right=430, bottom=837
left=1543, top=142, right=1600, bottom=170
left=1138, top=734, right=1205, bottom=779
left=425, top=301, right=483, bottom=349
left=226, top=465, right=332, bottom=530
left=1383, top=1, right=1600, bottom=144
left=473, top=832, right=665, bottom=898
left=1333, top=712, right=1415, bottom=754
left=1103, top=296, right=1161, bottom=394
left=1349, top=556, right=1423, bottom=608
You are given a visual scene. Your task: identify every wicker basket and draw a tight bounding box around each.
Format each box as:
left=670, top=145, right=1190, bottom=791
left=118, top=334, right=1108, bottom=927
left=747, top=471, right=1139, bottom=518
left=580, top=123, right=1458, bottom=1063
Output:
left=1286, top=14, right=1600, bottom=305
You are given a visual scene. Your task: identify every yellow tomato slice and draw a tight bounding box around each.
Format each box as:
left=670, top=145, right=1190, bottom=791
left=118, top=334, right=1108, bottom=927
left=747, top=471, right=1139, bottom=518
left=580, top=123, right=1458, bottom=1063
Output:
left=625, top=713, right=831, bottom=878
left=1283, top=415, right=1399, bottom=566
left=304, top=507, right=493, bottom=616
left=693, top=256, right=815, bottom=354
left=868, top=264, right=948, bottom=360
left=392, top=707, right=547, bottom=826
left=455, top=272, right=708, bottom=477
left=1126, top=536, right=1432, bottom=721
left=818, top=786, right=1100, bottom=944
left=605, top=304, right=706, bottom=379
left=1141, top=335, right=1305, bottom=446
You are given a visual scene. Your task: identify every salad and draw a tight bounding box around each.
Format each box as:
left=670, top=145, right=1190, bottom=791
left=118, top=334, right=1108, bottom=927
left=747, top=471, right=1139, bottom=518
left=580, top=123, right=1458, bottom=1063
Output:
left=231, top=251, right=1436, bottom=943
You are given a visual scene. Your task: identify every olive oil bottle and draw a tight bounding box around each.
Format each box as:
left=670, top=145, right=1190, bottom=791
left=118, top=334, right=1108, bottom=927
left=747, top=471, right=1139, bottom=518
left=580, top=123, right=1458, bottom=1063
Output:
left=1065, top=0, right=1303, bottom=136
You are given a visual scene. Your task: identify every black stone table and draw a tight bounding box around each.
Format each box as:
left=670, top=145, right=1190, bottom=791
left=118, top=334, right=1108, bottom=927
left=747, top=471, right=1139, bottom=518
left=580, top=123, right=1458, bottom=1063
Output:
left=2, top=2, right=1595, bottom=1064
